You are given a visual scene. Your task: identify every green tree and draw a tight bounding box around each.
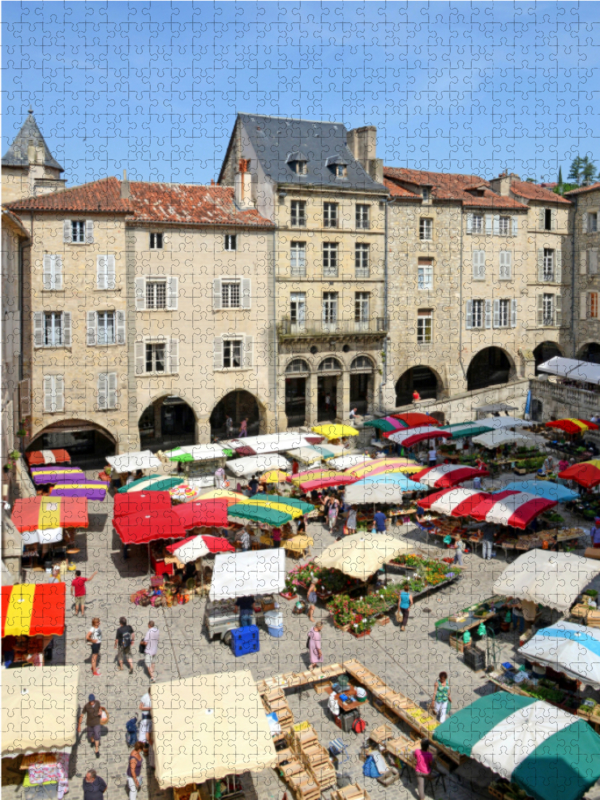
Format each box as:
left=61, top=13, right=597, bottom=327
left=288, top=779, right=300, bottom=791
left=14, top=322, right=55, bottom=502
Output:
left=558, top=166, right=563, bottom=185
left=582, top=157, right=597, bottom=185
left=568, top=156, right=583, bottom=185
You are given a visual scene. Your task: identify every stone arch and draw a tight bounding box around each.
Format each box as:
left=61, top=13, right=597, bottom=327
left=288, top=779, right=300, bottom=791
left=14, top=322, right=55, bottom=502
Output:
left=28, top=418, right=117, bottom=463
left=467, top=346, right=516, bottom=391
left=209, top=389, right=266, bottom=440
left=395, top=365, right=444, bottom=406
left=285, top=358, right=311, bottom=375
left=317, top=357, right=343, bottom=373
left=577, top=341, right=600, bottom=364
left=138, top=393, right=197, bottom=450
left=533, top=341, right=563, bottom=374
left=350, top=355, right=376, bottom=416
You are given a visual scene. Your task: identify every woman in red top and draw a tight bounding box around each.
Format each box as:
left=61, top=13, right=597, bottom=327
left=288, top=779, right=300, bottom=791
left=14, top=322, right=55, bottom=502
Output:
left=412, top=390, right=421, bottom=403
left=414, top=739, right=433, bottom=800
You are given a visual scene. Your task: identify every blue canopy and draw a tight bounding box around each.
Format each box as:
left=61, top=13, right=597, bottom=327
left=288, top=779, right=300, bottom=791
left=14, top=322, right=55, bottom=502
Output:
left=501, top=480, right=578, bottom=503
left=360, top=472, right=429, bottom=492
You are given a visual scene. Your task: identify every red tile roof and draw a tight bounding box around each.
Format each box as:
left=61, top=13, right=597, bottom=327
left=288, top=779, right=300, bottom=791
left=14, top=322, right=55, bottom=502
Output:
left=1, top=209, right=30, bottom=238
left=509, top=179, right=570, bottom=205
left=384, top=167, right=527, bottom=210
left=564, top=182, right=600, bottom=197
left=384, top=178, right=419, bottom=199
left=6, top=177, right=274, bottom=228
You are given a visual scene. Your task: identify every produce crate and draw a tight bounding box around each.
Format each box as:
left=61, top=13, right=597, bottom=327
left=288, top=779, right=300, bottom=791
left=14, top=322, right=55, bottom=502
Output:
left=464, top=645, right=486, bottom=671
left=231, top=625, right=260, bottom=657
left=449, top=633, right=470, bottom=654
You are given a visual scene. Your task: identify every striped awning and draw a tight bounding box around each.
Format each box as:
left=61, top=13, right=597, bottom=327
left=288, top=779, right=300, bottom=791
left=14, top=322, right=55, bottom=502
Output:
left=413, top=464, right=489, bottom=489
left=12, top=496, right=89, bottom=532
left=1, top=583, right=66, bottom=637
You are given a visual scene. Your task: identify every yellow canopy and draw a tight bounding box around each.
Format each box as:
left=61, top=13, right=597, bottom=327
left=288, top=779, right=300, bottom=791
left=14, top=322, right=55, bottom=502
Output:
left=314, top=532, right=412, bottom=581
left=152, top=671, right=277, bottom=788
left=290, top=469, right=341, bottom=485
left=244, top=497, right=303, bottom=518
left=197, top=489, right=246, bottom=502
left=260, top=470, right=289, bottom=484
left=311, top=424, right=359, bottom=440
left=345, top=459, right=420, bottom=479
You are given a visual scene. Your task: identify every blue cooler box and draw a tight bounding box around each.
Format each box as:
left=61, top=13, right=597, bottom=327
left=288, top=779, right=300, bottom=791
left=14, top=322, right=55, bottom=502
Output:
left=231, top=624, right=260, bottom=657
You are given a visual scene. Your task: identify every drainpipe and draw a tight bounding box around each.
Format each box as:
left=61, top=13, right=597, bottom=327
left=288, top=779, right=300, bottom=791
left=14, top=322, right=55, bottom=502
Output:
left=458, top=206, right=466, bottom=384
left=571, top=196, right=577, bottom=357
left=18, top=238, right=31, bottom=382
left=380, top=197, right=389, bottom=414
left=271, top=224, right=279, bottom=433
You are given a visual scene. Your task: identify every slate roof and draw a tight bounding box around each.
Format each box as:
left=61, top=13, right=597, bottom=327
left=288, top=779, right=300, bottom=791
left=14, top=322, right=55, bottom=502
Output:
left=229, top=114, right=387, bottom=193
left=509, top=179, right=570, bottom=205
left=6, top=177, right=274, bottom=228
left=2, top=111, right=63, bottom=172
left=564, top=182, right=600, bottom=197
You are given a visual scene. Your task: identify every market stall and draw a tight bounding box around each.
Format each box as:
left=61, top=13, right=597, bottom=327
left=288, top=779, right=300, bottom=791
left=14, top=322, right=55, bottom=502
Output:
left=412, top=464, right=489, bottom=488
left=26, top=449, right=71, bottom=466
left=344, top=472, right=428, bottom=505
left=311, top=424, right=359, bottom=441
left=49, top=479, right=108, bottom=501
left=29, top=466, right=86, bottom=486
left=364, top=416, right=407, bottom=434
left=113, top=507, right=187, bottom=575
left=1, top=583, right=66, bottom=666
left=174, top=497, right=238, bottom=529
left=343, top=458, right=421, bottom=479
left=418, top=487, right=491, bottom=518
left=518, top=621, right=600, bottom=690
left=502, top=481, right=579, bottom=503
left=315, top=532, right=411, bottom=582
left=558, top=459, right=600, bottom=489
left=106, top=449, right=163, bottom=474
left=328, top=454, right=371, bottom=471
left=166, top=444, right=231, bottom=489
left=387, top=426, right=452, bottom=448
left=226, top=454, right=290, bottom=479
left=2, top=666, right=79, bottom=799
left=472, top=430, right=544, bottom=449
left=469, top=491, right=557, bottom=528
left=12, top=496, right=89, bottom=562
left=116, top=474, right=184, bottom=494
left=113, top=490, right=172, bottom=518
left=390, top=412, right=442, bottom=428
left=547, top=418, right=599, bottom=435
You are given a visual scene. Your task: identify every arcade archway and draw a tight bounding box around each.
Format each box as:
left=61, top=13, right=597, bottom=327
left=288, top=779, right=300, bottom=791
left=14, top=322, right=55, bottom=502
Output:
left=578, top=342, right=600, bottom=364
left=395, top=366, right=441, bottom=406
left=467, top=347, right=513, bottom=391
left=534, top=341, right=562, bottom=374
left=139, top=396, right=196, bottom=450
left=210, top=390, right=261, bottom=440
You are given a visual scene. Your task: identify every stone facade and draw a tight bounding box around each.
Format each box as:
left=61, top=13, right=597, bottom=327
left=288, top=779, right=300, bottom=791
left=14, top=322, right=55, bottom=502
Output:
left=567, top=183, right=600, bottom=360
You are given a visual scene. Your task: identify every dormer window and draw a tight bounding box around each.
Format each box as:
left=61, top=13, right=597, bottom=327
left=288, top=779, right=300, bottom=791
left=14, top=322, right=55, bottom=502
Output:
left=422, top=188, right=431, bottom=202
left=286, top=152, right=308, bottom=175
left=334, top=164, right=346, bottom=178
left=326, top=155, right=348, bottom=179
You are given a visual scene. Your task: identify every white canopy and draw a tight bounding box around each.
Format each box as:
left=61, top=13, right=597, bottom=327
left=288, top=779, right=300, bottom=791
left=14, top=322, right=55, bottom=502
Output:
left=472, top=430, right=540, bottom=449
left=21, top=527, right=63, bottom=546
left=538, top=356, right=600, bottom=385
left=478, top=417, right=533, bottom=429
left=223, top=433, right=313, bottom=454
left=345, top=479, right=405, bottom=505
left=209, top=548, right=286, bottom=600
left=166, top=444, right=227, bottom=461
left=493, top=550, right=600, bottom=612
left=519, top=621, right=600, bottom=689
left=225, top=454, right=290, bottom=478
left=152, top=670, right=276, bottom=788
left=286, top=446, right=324, bottom=464
left=107, top=450, right=162, bottom=473
left=329, top=454, right=370, bottom=471
left=314, top=532, right=411, bottom=581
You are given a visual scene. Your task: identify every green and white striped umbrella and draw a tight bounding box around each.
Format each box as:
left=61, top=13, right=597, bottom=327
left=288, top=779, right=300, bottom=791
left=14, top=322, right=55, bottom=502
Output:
left=117, top=475, right=184, bottom=494
left=433, top=693, right=600, bottom=800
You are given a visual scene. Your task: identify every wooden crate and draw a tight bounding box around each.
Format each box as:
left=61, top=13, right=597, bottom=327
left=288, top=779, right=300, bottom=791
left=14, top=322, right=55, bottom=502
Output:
left=331, top=784, right=372, bottom=800
left=313, top=680, right=333, bottom=695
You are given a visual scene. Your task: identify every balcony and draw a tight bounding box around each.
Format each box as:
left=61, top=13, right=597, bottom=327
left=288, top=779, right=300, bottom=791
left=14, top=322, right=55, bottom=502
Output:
left=278, top=317, right=387, bottom=340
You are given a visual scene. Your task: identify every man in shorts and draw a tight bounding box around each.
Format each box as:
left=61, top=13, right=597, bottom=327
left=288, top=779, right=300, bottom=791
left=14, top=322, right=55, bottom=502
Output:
left=142, top=621, right=160, bottom=682
left=78, top=693, right=103, bottom=759
left=71, top=569, right=97, bottom=616
left=114, top=617, right=134, bottom=674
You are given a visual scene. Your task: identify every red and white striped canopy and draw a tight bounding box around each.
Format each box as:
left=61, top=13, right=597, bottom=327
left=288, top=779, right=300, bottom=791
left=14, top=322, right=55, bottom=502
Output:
left=412, top=464, right=490, bottom=488
left=469, top=490, right=557, bottom=529
left=418, top=488, right=492, bottom=517
left=387, top=426, right=452, bottom=447
left=165, top=534, right=235, bottom=563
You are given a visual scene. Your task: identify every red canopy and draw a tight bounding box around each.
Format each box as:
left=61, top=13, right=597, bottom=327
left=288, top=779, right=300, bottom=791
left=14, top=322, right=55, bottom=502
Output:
left=468, top=490, right=557, bottom=529
left=113, top=508, right=186, bottom=545
left=389, top=412, right=442, bottom=428
left=2, top=584, right=66, bottom=637
left=558, top=460, right=600, bottom=489
left=412, top=465, right=490, bottom=489
left=173, top=498, right=233, bottom=529
left=165, top=534, right=235, bottom=556
left=300, top=475, right=357, bottom=492
left=113, top=490, right=172, bottom=519
left=417, top=488, right=492, bottom=516
left=12, top=496, right=89, bottom=532
left=26, top=449, right=71, bottom=466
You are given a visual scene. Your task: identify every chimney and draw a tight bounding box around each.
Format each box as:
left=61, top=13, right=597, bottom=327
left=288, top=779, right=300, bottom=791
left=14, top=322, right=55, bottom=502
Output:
left=346, top=126, right=383, bottom=183
left=121, top=169, right=130, bottom=199
left=234, top=158, right=252, bottom=208
left=489, top=171, right=517, bottom=198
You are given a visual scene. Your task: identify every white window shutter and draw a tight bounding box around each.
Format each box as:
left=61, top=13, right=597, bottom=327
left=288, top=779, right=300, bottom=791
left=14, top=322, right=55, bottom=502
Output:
left=19, top=379, right=31, bottom=418
left=87, top=311, right=97, bottom=346
left=512, top=216, right=518, bottom=236
left=97, top=373, right=108, bottom=410
left=33, top=312, right=44, bottom=348
left=135, top=277, right=146, bottom=311
left=465, top=300, right=473, bottom=330
left=466, top=213, right=473, bottom=234
left=213, top=337, right=223, bottom=370
left=485, top=214, right=492, bottom=235
left=493, top=215, right=500, bottom=235
left=97, top=256, right=108, bottom=290
left=108, top=372, right=118, bottom=409
left=539, top=208, right=545, bottom=229
left=213, top=278, right=222, bottom=311
left=116, top=311, right=126, bottom=345
left=484, top=299, right=492, bottom=329
left=63, top=220, right=72, bottom=244
left=135, top=341, right=145, bottom=375
left=43, top=376, right=54, bottom=413
left=166, top=276, right=179, bottom=310
left=241, top=278, right=251, bottom=309
left=537, top=250, right=544, bottom=282
left=43, top=255, right=54, bottom=290
left=555, top=294, right=562, bottom=327
left=551, top=208, right=557, bottom=230
left=63, top=312, right=72, bottom=347
left=493, top=299, right=500, bottom=328
left=581, top=292, right=589, bottom=320
left=581, top=251, right=588, bottom=275
left=511, top=299, right=517, bottom=328
left=590, top=250, right=599, bottom=275
left=536, top=294, right=543, bottom=326
left=85, top=219, right=94, bottom=244
left=54, top=375, right=65, bottom=413
left=54, top=255, right=63, bottom=290
left=555, top=251, right=562, bottom=283
left=168, top=338, right=179, bottom=374
left=106, top=255, right=116, bottom=289
left=583, top=214, right=588, bottom=234
left=243, top=335, right=253, bottom=369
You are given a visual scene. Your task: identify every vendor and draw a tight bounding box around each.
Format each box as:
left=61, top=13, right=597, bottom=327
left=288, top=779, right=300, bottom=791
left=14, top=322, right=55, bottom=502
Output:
left=272, top=527, right=282, bottom=548
left=240, top=528, right=250, bottom=551
left=327, top=690, right=340, bottom=723
left=235, top=595, right=255, bottom=627
left=482, top=526, right=495, bottom=560
left=591, top=518, right=600, bottom=549
left=296, top=516, right=307, bottom=535
left=248, top=475, right=259, bottom=496
left=183, top=560, right=197, bottom=582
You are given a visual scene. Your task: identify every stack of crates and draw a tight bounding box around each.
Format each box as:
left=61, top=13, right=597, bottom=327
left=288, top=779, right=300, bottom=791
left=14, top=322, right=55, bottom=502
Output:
left=231, top=625, right=260, bottom=657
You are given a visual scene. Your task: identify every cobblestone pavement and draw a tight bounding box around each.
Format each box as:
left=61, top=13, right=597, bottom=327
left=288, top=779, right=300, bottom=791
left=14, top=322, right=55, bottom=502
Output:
left=6, top=471, right=598, bottom=800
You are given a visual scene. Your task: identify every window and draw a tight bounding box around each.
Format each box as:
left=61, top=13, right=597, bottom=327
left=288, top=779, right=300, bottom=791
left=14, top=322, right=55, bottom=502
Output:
left=419, top=218, right=433, bottom=241
left=589, top=292, right=599, bottom=319
left=355, top=292, right=370, bottom=330
left=146, top=342, right=166, bottom=373
left=34, top=311, right=71, bottom=348
left=223, top=339, right=243, bottom=369
left=417, top=310, right=432, bottom=343
left=499, top=251, right=512, bottom=280
left=472, top=250, right=486, bottom=280
left=96, top=255, right=116, bottom=290
left=146, top=280, right=167, bottom=309
left=44, top=312, right=63, bottom=346
left=150, top=232, right=163, bottom=250
left=472, top=214, right=483, bottom=234
left=97, top=311, right=115, bottom=345
left=588, top=213, right=598, bottom=233
left=293, top=161, right=307, bottom=175
left=323, top=203, right=338, bottom=228
left=43, top=375, right=65, bottom=413
left=72, top=221, right=85, bottom=243
left=544, top=209, right=552, bottom=231
left=286, top=359, right=309, bottom=373
left=290, top=241, right=306, bottom=277
left=322, top=292, right=338, bottom=328
left=42, top=255, right=63, bottom=291
left=472, top=299, right=484, bottom=328
left=224, top=234, right=236, bottom=251
left=418, top=258, right=433, bottom=290
left=86, top=310, right=125, bottom=346
left=355, top=243, right=370, bottom=277
left=543, top=249, right=555, bottom=282
left=494, top=298, right=511, bottom=328
left=290, top=292, right=306, bottom=330
left=334, top=164, right=347, bottom=178
left=323, top=243, right=339, bottom=277
left=97, top=373, right=118, bottom=411
left=291, top=200, right=306, bottom=227
left=356, top=205, right=370, bottom=229
left=221, top=280, right=241, bottom=309
left=63, top=219, right=93, bottom=244
left=543, top=294, right=555, bottom=327
left=422, top=188, right=430, bottom=202
left=318, top=357, right=342, bottom=372
left=498, top=216, right=510, bottom=236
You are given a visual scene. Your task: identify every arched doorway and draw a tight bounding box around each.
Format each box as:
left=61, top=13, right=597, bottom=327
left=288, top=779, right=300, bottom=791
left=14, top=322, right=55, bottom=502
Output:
left=467, top=347, right=513, bottom=391
left=210, top=390, right=260, bottom=440
left=578, top=342, right=600, bottom=364
left=28, top=419, right=116, bottom=465
left=285, top=359, right=309, bottom=427
left=534, top=341, right=562, bottom=374
left=350, top=356, right=374, bottom=416
left=395, top=366, right=440, bottom=406
left=139, top=396, right=196, bottom=450
left=317, top=358, right=342, bottom=421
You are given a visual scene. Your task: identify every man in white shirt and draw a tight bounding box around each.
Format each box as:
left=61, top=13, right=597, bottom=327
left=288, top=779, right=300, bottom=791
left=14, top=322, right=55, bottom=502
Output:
left=138, top=690, right=155, bottom=768
left=428, top=447, right=437, bottom=467
left=142, top=622, right=160, bottom=683
left=327, top=691, right=340, bottom=721
left=240, top=529, right=250, bottom=551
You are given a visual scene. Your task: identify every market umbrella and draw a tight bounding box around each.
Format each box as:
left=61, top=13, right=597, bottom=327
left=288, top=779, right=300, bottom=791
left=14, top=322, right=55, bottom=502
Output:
left=299, top=474, right=358, bottom=492
left=117, top=475, right=184, bottom=494
left=26, top=449, right=71, bottom=466
left=227, top=504, right=293, bottom=526
left=314, top=532, right=412, bottom=581
left=432, top=692, right=600, bottom=800
left=260, top=470, right=289, bottom=484
left=344, top=458, right=420, bottom=479
left=389, top=412, right=441, bottom=428
left=328, top=454, right=372, bottom=471
left=166, top=444, right=232, bottom=462
left=387, top=426, right=452, bottom=447
left=286, top=446, right=326, bottom=465
left=558, top=459, right=600, bottom=489
left=49, top=480, right=107, bottom=501
left=364, top=416, right=405, bottom=433
left=502, top=480, right=579, bottom=503
left=291, top=468, right=340, bottom=485
left=113, top=508, right=187, bottom=545
left=173, top=498, right=234, bottom=529
left=246, top=495, right=314, bottom=514
left=29, top=466, right=86, bottom=485
left=344, top=473, right=429, bottom=505
left=412, top=464, right=490, bottom=489
left=440, top=421, right=495, bottom=439
left=519, top=621, right=600, bottom=690
left=165, top=534, right=235, bottom=563
left=469, top=490, right=557, bottom=529
left=12, top=496, right=89, bottom=532
left=472, top=430, right=538, bottom=449
left=1, top=583, right=66, bottom=637
left=243, top=497, right=304, bottom=519
left=417, top=487, right=492, bottom=517
left=311, top=424, right=359, bottom=440
left=168, top=484, right=202, bottom=503
left=197, top=489, right=247, bottom=502
left=113, top=490, right=172, bottom=519
left=546, top=418, right=599, bottom=435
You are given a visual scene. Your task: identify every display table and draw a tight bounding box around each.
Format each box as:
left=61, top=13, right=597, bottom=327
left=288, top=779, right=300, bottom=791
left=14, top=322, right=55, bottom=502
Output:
left=204, top=599, right=267, bottom=640
left=435, top=595, right=509, bottom=642
left=324, top=685, right=362, bottom=713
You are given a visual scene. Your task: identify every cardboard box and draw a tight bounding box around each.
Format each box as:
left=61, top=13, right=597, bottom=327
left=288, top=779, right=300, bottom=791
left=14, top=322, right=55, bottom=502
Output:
left=584, top=548, right=600, bottom=561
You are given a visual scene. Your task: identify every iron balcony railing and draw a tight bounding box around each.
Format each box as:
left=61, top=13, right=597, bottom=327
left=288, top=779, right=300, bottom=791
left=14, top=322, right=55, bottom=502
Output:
left=278, top=317, right=387, bottom=338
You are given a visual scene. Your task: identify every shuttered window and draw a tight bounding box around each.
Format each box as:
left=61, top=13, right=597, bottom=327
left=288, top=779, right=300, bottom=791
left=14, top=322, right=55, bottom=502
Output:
left=98, top=372, right=118, bottom=410
left=43, top=375, right=65, bottom=413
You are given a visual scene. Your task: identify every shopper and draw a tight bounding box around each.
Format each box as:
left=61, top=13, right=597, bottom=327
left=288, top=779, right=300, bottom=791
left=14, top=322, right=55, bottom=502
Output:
left=71, top=569, right=97, bottom=617
left=308, top=622, right=323, bottom=671
left=414, top=739, right=433, bottom=800
left=235, top=596, right=255, bottom=627
left=126, top=742, right=144, bottom=800
left=454, top=534, right=465, bottom=566
left=482, top=527, right=495, bottom=560
left=138, top=689, right=155, bottom=768
left=307, top=580, right=318, bottom=622
left=292, top=459, right=299, bottom=475
left=248, top=475, right=259, bottom=496
left=432, top=672, right=451, bottom=723
left=397, top=584, right=413, bottom=631
left=82, top=770, right=107, bottom=800
left=346, top=506, right=357, bottom=536
left=78, top=694, right=104, bottom=758
left=86, top=618, right=102, bottom=677
left=240, top=528, right=250, bottom=551
left=115, top=617, right=135, bottom=674
left=142, top=621, right=160, bottom=683
left=591, top=518, right=600, bottom=549
left=428, top=446, right=437, bottom=467
left=373, top=509, right=387, bottom=534
left=214, top=466, right=226, bottom=490
left=327, top=498, right=339, bottom=532
left=272, top=527, right=282, bottom=548
left=239, top=418, right=248, bottom=437
left=225, top=415, right=234, bottom=437
left=412, top=390, right=421, bottom=403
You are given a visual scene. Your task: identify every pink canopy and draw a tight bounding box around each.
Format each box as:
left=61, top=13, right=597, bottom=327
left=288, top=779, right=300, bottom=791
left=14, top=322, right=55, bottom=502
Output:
left=418, top=488, right=492, bottom=517
left=412, top=464, right=490, bottom=489
left=300, top=475, right=357, bottom=492
left=387, top=426, right=452, bottom=447
left=469, top=490, right=557, bottom=529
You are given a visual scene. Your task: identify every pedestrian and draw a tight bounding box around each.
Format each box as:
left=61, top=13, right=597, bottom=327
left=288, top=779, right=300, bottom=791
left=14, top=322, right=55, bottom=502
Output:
left=138, top=689, right=155, bottom=768
left=214, top=466, right=226, bottom=489
left=292, top=459, right=299, bottom=475
left=346, top=506, right=357, bottom=535
left=82, top=770, right=107, bottom=800
left=142, top=621, right=160, bottom=683
left=412, top=390, right=421, bottom=403
left=235, top=595, right=255, bottom=627
left=307, top=580, right=318, bottom=622
left=414, top=739, right=433, bottom=800
left=115, top=616, right=135, bottom=674
left=472, top=475, right=482, bottom=491
left=431, top=672, right=451, bottom=723
left=125, top=471, right=135, bottom=486
left=373, top=509, right=387, bottom=534
left=225, top=415, right=233, bottom=437
left=296, top=515, right=307, bottom=535
left=71, top=569, right=97, bottom=616
left=454, top=535, right=465, bottom=566
left=240, top=528, right=250, bottom=551
left=349, top=407, right=358, bottom=420
left=327, top=498, right=338, bottom=532
left=482, top=527, right=495, bottom=560
left=428, top=446, right=437, bottom=467
left=126, top=742, right=144, bottom=800
left=512, top=601, right=525, bottom=634
left=397, top=584, right=413, bottom=631
left=78, top=694, right=105, bottom=758
left=591, top=518, right=600, bottom=549
left=325, top=393, right=331, bottom=412
left=239, top=418, right=248, bottom=438
left=308, top=622, right=323, bottom=671
left=248, top=474, right=259, bottom=496
left=86, top=617, right=102, bottom=677
left=272, top=527, right=282, bottom=548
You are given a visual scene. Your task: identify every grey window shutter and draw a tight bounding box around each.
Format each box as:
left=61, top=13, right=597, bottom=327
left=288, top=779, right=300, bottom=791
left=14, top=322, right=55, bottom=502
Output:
left=493, top=215, right=500, bottom=235
left=63, top=220, right=72, bottom=243
left=43, top=255, right=54, bottom=290
left=465, top=300, right=473, bottom=330
left=555, top=251, right=562, bottom=283
left=511, top=300, right=517, bottom=328
left=116, top=311, right=126, bottom=345
left=19, top=379, right=31, bottom=418
left=590, top=250, right=599, bottom=275
left=536, top=294, right=543, bottom=326
left=243, top=335, right=253, bottom=369
left=135, top=277, right=146, bottom=311
left=97, top=373, right=108, bottom=410
left=581, top=292, right=588, bottom=320
left=213, top=278, right=222, bottom=311
left=33, top=312, right=44, bottom=348
left=539, top=208, right=545, bottom=229
left=54, top=255, right=64, bottom=290
left=537, top=250, right=544, bottom=282
left=106, top=255, right=116, bottom=289
left=583, top=214, right=588, bottom=234
left=87, top=311, right=97, bottom=346
left=493, top=299, right=500, bottom=328
left=213, top=337, right=224, bottom=370
left=485, top=214, right=492, bottom=235
left=511, top=216, right=518, bottom=236
left=241, top=278, right=251, bottom=309
left=43, top=376, right=54, bottom=412
left=466, top=213, right=473, bottom=234
left=63, top=312, right=72, bottom=347
left=581, top=252, right=588, bottom=275
left=551, top=208, right=557, bottom=230
left=484, top=299, right=492, bottom=329
left=168, top=338, right=179, bottom=374
left=97, top=256, right=108, bottom=290
left=166, top=276, right=179, bottom=310
left=55, top=375, right=65, bottom=413
left=135, top=341, right=145, bottom=375
left=85, top=219, right=94, bottom=244
left=108, top=372, right=118, bottom=409
left=555, top=294, right=562, bottom=327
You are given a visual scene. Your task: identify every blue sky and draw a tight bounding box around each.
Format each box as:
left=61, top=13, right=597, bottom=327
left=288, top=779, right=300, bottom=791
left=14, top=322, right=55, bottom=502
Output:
left=3, top=1, right=599, bottom=186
